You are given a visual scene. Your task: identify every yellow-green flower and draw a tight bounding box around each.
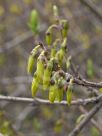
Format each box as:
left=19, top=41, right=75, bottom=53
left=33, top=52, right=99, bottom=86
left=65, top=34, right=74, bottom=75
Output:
left=36, top=52, right=45, bottom=83
left=61, top=20, right=69, bottom=38
left=27, top=54, right=35, bottom=75
left=43, top=59, right=54, bottom=90
left=27, top=44, right=41, bottom=75
left=31, top=73, right=39, bottom=97
left=49, top=84, right=57, bottom=103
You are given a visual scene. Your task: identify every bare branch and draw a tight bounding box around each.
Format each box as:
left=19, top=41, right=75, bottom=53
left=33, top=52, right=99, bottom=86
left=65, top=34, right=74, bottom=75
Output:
left=1, top=75, right=102, bottom=89
left=0, top=95, right=102, bottom=106
left=79, top=106, right=102, bottom=134
left=80, top=0, right=102, bottom=21
left=73, top=77, right=102, bottom=88
left=69, top=100, right=102, bottom=136
left=66, top=73, right=102, bottom=89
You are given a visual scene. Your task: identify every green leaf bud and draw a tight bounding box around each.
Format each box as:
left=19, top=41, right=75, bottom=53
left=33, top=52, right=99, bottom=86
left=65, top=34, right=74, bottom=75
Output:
left=28, top=9, right=39, bottom=33
left=53, top=5, right=59, bottom=18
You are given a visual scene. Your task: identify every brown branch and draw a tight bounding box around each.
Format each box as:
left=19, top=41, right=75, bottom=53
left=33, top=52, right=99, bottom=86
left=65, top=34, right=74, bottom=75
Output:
left=66, top=73, right=102, bottom=89
left=73, top=78, right=102, bottom=88
left=79, top=0, right=102, bottom=21
left=1, top=74, right=102, bottom=89
left=0, top=95, right=102, bottom=106
left=69, top=100, right=102, bottom=136
left=79, top=106, right=102, bottom=134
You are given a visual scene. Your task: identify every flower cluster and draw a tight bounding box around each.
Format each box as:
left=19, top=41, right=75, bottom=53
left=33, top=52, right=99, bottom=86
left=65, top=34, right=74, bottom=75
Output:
left=27, top=6, right=74, bottom=105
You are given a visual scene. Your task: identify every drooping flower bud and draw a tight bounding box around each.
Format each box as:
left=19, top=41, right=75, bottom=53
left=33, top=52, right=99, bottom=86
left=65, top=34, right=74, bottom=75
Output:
left=36, top=51, right=45, bottom=83
left=27, top=54, right=35, bottom=75
left=45, top=31, right=52, bottom=46
left=51, top=39, right=60, bottom=58
left=49, top=83, right=57, bottom=103
left=61, top=38, right=67, bottom=50
left=45, top=24, right=58, bottom=46
left=56, top=77, right=64, bottom=102
left=27, top=44, right=41, bottom=75
left=55, top=38, right=67, bottom=65
left=66, top=56, right=71, bottom=70
left=61, top=20, right=69, bottom=38
left=66, top=78, right=74, bottom=105
left=43, top=59, right=54, bottom=90
left=31, top=44, right=41, bottom=55
left=55, top=49, right=65, bottom=65
left=31, top=73, right=39, bottom=97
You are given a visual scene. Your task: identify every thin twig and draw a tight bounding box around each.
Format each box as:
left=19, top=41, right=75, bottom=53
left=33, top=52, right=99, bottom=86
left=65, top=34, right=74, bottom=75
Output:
left=79, top=106, right=102, bottom=134
left=0, top=95, right=102, bottom=106
left=73, top=78, right=102, bottom=88
left=1, top=74, right=102, bottom=89
left=80, top=0, right=102, bottom=21
left=69, top=100, right=102, bottom=136
left=66, top=73, right=102, bottom=89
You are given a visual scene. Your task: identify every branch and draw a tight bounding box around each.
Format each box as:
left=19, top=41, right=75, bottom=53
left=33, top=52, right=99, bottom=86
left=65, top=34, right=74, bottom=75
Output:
left=79, top=106, right=102, bottom=134
left=0, top=95, right=102, bottom=106
left=73, top=78, right=102, bottom=88
left=69, top=100, right=102, bottom=136
left=66, top=73, right=102, bottom=89
left=80, top=0, right=102, bottom=21
left=1, top=74, right=102, bottom=89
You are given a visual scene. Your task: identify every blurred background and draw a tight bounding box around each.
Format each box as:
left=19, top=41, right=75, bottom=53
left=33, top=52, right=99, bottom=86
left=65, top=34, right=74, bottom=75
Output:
left=0, top=0, right=102, bottom=136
